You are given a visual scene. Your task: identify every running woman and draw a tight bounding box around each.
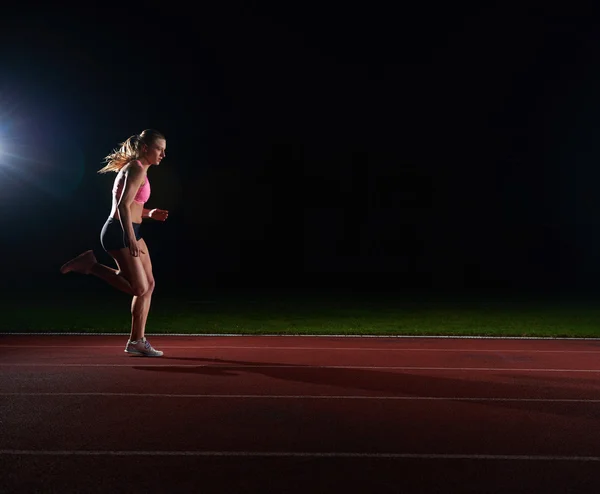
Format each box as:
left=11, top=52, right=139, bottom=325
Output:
left=60, top=129, right=169, bottom=357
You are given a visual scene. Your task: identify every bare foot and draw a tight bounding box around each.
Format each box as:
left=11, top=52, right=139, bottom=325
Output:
left=60, top=250, right=97, bottom=275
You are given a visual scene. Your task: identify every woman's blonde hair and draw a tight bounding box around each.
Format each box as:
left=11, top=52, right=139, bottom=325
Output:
left=98, top=129, right=165, bottom=173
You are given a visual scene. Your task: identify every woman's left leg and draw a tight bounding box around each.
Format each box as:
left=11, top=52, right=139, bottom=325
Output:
left=132, top=238, right=156, bottom=341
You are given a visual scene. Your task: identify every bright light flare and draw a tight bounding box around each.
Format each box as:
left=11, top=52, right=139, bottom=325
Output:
left=0, top=126, right=85, bottom=201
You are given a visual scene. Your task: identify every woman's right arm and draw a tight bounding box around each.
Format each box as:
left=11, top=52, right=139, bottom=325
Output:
left=117, top=163, right=145, bottom=257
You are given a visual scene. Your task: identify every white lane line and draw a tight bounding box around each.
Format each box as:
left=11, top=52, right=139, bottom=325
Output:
left=2, top=393, right=600, bottom=403
left=2, top=333, right=600, bottom=340
left=0, top=450, right=599, bottom=461
left=1, top=364, right=600, bottom=372
left=2, top=345, right=600, bottom=354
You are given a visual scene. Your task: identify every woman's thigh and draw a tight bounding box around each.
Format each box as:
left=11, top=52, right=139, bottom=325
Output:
left=137, top=238, right=155, bottom=288
left=108, top=247, right=149, bottom=296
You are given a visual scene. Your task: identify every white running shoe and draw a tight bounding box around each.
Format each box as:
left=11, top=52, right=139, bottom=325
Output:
left=124, top=337, right=164, bottom=357
left=60, top=250, right=97, bottom=275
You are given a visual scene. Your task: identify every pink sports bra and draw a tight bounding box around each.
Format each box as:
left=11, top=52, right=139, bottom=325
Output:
left=113, top=161, right=151, bottom=205
left=133, top=177, right=151, bottom=204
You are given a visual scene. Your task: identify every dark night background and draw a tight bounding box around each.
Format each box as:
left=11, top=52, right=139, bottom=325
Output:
left=1, top=2, right=600, bottom=301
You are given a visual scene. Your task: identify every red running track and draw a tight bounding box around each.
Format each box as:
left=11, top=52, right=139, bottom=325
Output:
left=1, top=335, right=600, bottom=493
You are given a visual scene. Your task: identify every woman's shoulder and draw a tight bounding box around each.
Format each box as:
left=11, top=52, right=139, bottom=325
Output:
left=124, top=159, right=143, bottom=168
left=121, top=160, right=144, bottom=174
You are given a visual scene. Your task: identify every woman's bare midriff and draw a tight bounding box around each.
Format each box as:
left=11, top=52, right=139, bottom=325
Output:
left=110, top=201, right=144, bottom=224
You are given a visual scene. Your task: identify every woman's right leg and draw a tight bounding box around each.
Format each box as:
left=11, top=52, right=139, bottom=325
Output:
left=62, top=245, right=160, bottom=356
left=61, top=250, right=137, bottom=296
left=62, top=217, right=149, bottom=296
left=89, top=261, right=136, bottom=295
left=61, top=249, right=149, bottom=297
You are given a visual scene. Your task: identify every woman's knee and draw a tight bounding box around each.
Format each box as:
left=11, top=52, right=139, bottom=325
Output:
left=132, top=277, right=154, bottom=297
left=131, top=282, right=148, bottom=297
left=146, top=277, right=156, bottom=294
left=110, top=252, right=151, bottom=297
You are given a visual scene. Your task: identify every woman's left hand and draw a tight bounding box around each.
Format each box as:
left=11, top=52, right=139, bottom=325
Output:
left=149, top=208, right=169, bottom=221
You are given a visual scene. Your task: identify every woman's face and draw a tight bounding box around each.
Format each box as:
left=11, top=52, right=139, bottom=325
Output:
left=143, top=139, right=166, bottom=165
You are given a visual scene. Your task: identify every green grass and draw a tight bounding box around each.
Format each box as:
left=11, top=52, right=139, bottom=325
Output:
left=2, top=291, right=600, bottom=338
